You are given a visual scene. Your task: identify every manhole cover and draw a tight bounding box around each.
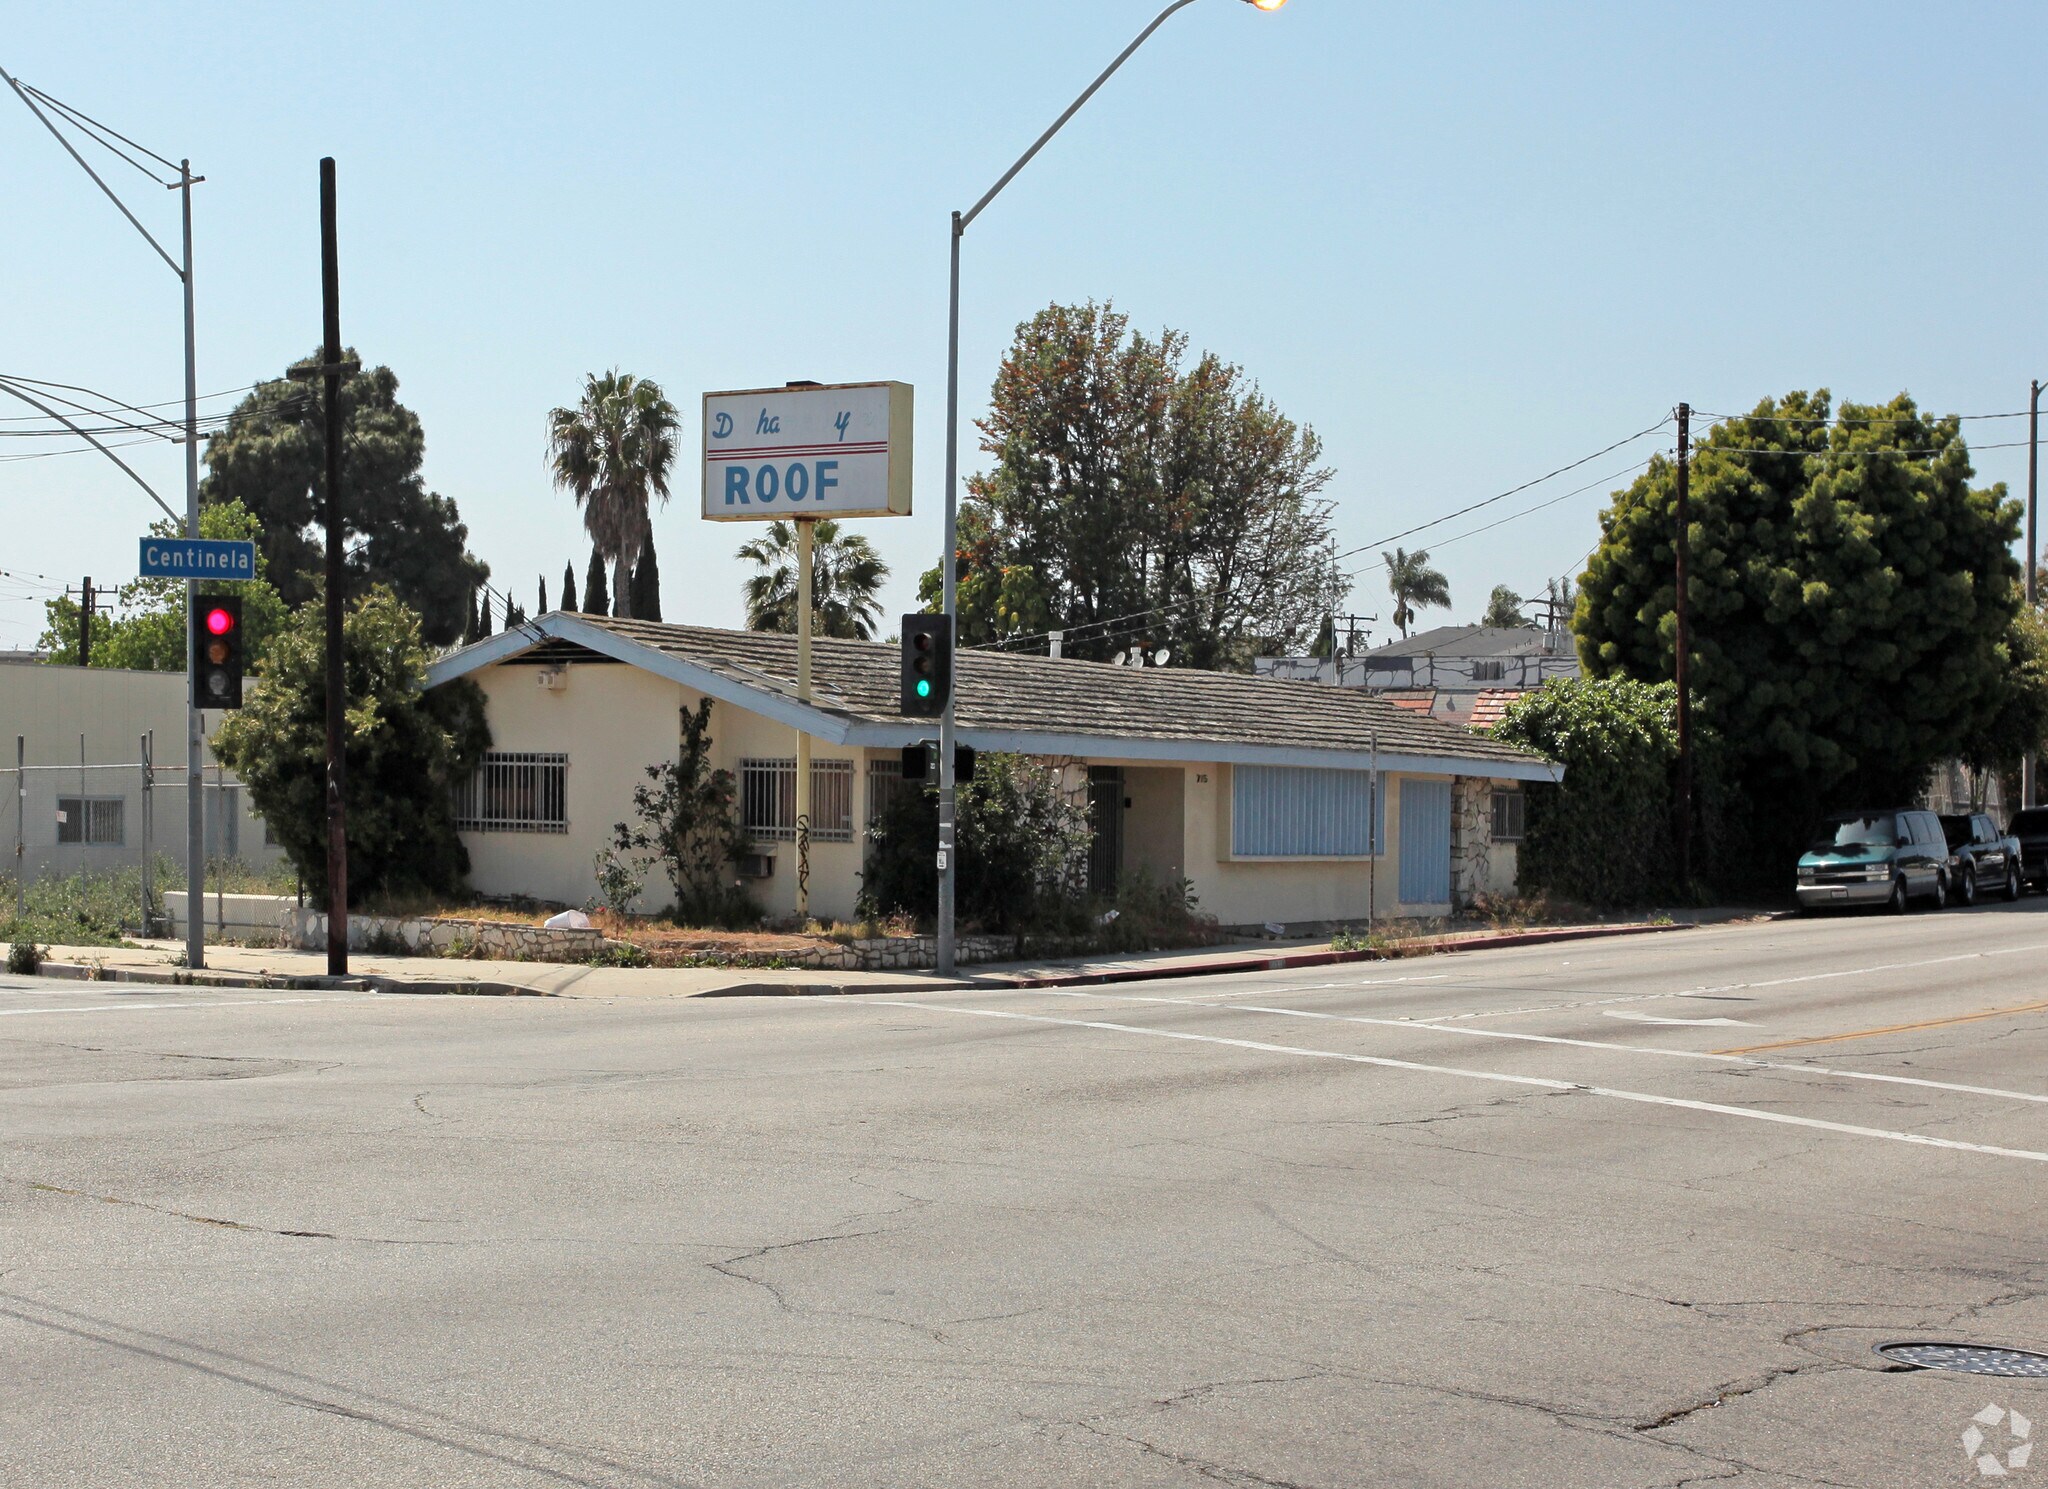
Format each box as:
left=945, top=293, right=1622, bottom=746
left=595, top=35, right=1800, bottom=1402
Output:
left=1876, top=1342, right=2048, bottom=1378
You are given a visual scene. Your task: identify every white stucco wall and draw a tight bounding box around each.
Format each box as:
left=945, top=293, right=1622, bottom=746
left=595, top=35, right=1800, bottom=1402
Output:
left=455, top=662, right=1520, bottom=930
left=456, top=660, right=872, bottom=922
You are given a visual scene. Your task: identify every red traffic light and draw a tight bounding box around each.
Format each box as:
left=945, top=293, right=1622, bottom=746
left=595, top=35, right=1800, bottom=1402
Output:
left=206, top=606, right=235, bottom=636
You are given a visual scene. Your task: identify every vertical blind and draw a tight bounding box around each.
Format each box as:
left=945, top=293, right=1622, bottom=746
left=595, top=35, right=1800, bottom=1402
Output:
left=1231, top=765, right=1383, bottom=858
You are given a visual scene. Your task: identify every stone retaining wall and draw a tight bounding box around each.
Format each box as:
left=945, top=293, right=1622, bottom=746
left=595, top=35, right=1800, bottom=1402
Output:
left=281, top=910, right=610, bottom=961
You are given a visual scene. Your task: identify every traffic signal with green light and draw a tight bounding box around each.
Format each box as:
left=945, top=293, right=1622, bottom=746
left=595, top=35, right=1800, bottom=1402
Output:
left=193, top=594, right=244, bottom=709
left=900, top=614, right=952, bottom=718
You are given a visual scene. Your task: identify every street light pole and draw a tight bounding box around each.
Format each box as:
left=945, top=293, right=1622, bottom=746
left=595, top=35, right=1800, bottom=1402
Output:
left=935, top=0, right=1287, bottom=975
left=1, top=65, right=208, bottom=965
left=2027, top=378, right=2041, bottom=809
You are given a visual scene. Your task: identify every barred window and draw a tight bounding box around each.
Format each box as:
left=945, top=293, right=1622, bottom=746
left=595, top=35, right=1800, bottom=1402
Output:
left=1492, top=787, right=1525, bottom=843
left=56, top=797, right=125, bottom=846
left=456, top=752, right=568, bottom=833
left=741, top=758, right=854, bottom=843
left=1473, top=660, right=1505, bottom=682
left=865, top=757, right=921, bottom=830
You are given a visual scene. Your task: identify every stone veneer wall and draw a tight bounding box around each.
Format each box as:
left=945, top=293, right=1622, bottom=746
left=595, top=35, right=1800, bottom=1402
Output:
left=1449, top=777, right=1494, bottom=911
left=279, top=909, right=1017, bottom=970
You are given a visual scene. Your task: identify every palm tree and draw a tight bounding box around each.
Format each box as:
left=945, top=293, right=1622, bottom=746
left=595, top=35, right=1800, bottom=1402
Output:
left=1383, top=547, right=1451, bottom=639
left=738, top=520, right=891, bottom=640
left=547, top=371, right=680, bottom=617
left=1481, top=585, right=1528, bottom=628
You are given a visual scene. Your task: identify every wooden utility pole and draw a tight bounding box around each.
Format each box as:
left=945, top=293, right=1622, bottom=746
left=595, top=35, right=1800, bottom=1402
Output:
left=320, top=158, right=349, bottom=976
left=1675, top=403, right=1693, bottom=889
left=75, top=577, right=94, bottom=668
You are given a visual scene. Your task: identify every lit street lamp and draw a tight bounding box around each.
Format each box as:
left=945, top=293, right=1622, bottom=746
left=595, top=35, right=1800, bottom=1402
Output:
left=934, top=0, right=1289, bottom=974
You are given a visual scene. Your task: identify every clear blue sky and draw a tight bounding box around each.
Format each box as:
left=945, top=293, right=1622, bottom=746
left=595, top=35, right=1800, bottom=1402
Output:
left=5, top=1, right=2046, bottom=653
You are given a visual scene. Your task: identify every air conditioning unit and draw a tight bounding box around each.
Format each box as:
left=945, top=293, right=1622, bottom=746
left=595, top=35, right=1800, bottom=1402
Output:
left=737, top=852, right=776, bottom=879
left=535, top=668, right=566, bottom=691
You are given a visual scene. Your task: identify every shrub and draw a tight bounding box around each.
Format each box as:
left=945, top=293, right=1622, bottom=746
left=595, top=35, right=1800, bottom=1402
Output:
left=1494, top=677, right=1693, bottom=908
left=861, top=754, right=1092, bottom=934
left=212, top=587, right=489, bottom=906
left=612, top=698, right=758, bottom=929
left=590, top=846, right=648, bottom=915
left=7, top=941, right=46, bottom=975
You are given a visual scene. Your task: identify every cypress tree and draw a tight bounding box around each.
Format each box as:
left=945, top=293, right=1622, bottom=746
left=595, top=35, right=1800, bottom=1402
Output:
left=476, top=588, right=495, bottom=639
left=538, top=575, right=549, bottom=615
left=583, top=550, right=609, bottom=618
left=463, top=589, right=482, bottom=645
left=560, top=562, right=577, bottom=615
left=632, top=538, right=663, bottom=622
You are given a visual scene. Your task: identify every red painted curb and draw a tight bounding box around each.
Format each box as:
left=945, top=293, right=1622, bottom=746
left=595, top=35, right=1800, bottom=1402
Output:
left=982, top=920, right=1690, bottom=991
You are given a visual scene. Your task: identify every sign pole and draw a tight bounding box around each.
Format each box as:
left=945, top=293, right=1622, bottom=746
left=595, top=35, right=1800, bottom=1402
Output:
left=795, top=515, right=814, bottom=922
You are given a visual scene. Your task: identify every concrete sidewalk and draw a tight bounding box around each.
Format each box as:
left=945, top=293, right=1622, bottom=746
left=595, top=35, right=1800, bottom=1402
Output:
left=22, top=913, right=1749, bottom=1000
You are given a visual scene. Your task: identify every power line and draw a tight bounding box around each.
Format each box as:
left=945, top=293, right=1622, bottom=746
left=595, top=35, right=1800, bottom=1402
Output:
left=20, top=81, right=179, bottom=180
left=978, top=416, right=1675, bottom=656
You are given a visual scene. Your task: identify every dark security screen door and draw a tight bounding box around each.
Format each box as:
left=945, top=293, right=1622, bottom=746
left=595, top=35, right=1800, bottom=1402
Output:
left=1088, top=767, right=1124, bottom=898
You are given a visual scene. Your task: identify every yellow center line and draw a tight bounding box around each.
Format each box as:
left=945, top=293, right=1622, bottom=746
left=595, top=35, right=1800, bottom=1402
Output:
left=1716, top=999, right=2048, bottom=1055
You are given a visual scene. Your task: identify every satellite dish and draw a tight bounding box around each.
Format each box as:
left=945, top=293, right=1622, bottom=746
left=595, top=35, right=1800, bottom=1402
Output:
left=1116, top=649, right=1134, bottom=666
left=1153, top=649, right=1172, bottom=668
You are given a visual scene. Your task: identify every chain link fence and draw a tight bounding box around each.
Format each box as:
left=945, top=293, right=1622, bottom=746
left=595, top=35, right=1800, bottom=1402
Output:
left=3, top=731, right=293, bottom=941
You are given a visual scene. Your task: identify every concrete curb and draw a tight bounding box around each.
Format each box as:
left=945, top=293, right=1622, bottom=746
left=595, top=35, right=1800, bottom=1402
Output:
left=32, top=960, right=542, bottom=998
left=974, top=920, right=1694, bottom=991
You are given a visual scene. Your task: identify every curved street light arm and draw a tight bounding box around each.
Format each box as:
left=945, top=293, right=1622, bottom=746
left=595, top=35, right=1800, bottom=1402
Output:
left=957, top=0, right=1201, bottom=235
left=0, top=376, right=184, bottom=529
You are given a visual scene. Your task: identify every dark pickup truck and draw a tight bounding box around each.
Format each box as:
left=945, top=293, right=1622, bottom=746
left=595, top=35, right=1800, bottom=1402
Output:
left=2010, top=807, right=2048, bottom=892
left=1939, top=813, right=2023, bottom=904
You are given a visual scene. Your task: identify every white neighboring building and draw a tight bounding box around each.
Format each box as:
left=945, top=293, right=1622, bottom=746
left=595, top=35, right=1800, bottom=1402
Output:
left=426, top=614, right=1564, bottom=929
left=0, top=663, right=287, bottom=882
left=1256, top=624, right=1581, bottom=728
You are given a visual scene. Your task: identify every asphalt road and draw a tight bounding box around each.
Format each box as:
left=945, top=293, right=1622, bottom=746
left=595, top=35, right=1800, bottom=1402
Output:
left=4, top=903, right=2048, bottom=1488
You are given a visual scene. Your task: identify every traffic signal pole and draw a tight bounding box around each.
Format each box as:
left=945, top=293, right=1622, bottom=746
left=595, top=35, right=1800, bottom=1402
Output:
left=937, top=217, right=962, bottom=976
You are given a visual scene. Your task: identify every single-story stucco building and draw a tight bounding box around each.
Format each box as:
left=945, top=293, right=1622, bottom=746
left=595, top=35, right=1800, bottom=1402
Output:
left=425, top=613, right=1562, bottom=930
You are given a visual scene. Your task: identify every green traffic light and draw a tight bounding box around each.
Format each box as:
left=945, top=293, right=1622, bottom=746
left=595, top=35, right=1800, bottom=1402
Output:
left=917, top=679, right=932, bottom=698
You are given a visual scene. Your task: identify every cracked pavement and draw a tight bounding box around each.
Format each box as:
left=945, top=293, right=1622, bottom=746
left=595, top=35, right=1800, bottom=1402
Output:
left=3, top=905, right=2047, bottom=1485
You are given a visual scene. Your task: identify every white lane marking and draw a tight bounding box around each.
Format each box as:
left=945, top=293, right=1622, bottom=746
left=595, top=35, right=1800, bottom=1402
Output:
left=822, top=999, right=2048, bottom=1164
left=1603, top=1011, right=1758, bottom=1027
left=1409, top=941, right=2048, bottom=1024
left=1027, top=989, right=2048, bottom=1106
left=0, top=995, right=377, bottom=1018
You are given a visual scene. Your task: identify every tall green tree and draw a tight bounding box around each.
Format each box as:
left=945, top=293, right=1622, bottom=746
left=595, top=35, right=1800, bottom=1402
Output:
left=583, top=550, right=609, bottom=618
left=38, top=501, right=289, bottom=672
left=211, top=588, right=490, bottom=905
left=1578, top=389, right=2033, bottom=832
left=547, top=371, right=679, bottom=617
left=740, top=519, right=890, bottom=639
left=1383, top=547, right=1451, bottom=638
left=631, top=536, right=663, bottom=622
left=200, top=352, right=489, bottom=646
left=559, top=561, right=578, bottom=615
left=924, top=301, right=1343, bottom=668
left=1481, top=585, right=1528, bottom=628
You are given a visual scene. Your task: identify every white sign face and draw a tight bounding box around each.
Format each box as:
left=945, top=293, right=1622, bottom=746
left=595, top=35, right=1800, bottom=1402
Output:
left=701, top=381, right=913, bottom=522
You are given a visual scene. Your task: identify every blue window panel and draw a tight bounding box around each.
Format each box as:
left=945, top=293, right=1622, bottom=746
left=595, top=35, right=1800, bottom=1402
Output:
left=1399, top=778, right=1453, bottom=904
left=1232, top=765, right=1383, bottom=857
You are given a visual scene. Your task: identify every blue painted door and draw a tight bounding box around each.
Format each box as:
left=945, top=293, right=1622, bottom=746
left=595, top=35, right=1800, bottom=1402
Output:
left=1399, top=778, right=1453, bottom=906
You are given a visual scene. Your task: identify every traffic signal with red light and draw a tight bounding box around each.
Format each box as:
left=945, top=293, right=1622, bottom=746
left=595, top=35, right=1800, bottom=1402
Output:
left=193, top=594, right=244, bottom=709
left=900, top=614, right=952, bottom=718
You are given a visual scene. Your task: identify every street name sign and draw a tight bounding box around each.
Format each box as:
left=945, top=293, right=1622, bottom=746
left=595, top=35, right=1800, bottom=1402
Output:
left=139, top=537, right=257, bottom=580
left=701, top=381, right=912, bottom=521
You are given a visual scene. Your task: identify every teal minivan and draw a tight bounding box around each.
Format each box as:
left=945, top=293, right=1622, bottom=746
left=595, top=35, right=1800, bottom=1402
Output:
left=1795, top=809, right=1951, bottom=914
